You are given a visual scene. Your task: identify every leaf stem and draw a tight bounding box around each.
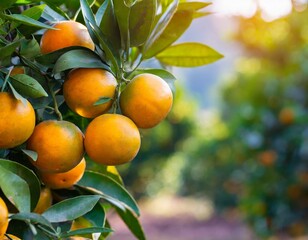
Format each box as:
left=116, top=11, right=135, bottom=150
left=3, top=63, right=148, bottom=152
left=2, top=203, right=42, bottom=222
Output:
left=46, top=78, right=63, bottom=121
left=1, top=66, right=13, bottom=92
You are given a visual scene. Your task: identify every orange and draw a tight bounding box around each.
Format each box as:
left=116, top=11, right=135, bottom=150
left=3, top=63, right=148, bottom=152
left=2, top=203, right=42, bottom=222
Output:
left=0, top=197, right=9, bottom=238
left=0, top=92, right=35, bottom=149
left=40, top=21, right=95, bottom=54
left=3, top=234, right=21, bottom=240
left=40, top=158, right=86, bottom=189
left=84, top=114, right=141, bottom=165
left=63, top=68, right=117, bottom=118
left=279, top=107, right=294, bottom=125
left=10, top=66, right=25, bottom=76
left=120, top=73, right=173, bottom=129
left=33, top=187, right=53, bottom=214
left=26, top=120, right=84, bottom=173
left=258, top=150, right=277, bottom=167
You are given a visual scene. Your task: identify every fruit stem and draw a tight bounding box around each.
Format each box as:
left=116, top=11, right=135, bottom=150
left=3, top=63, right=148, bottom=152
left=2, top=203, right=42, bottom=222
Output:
left=46, top=79, right=63, bottom=121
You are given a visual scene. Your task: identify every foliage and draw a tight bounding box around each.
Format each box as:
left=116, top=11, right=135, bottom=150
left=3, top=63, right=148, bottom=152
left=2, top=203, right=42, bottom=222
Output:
left=179, top=9, right=308, bottom=238
left=0, top=0, right=222, bottom=239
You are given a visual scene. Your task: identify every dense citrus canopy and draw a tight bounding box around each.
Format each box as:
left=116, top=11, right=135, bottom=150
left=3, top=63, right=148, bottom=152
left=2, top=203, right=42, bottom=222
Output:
left=33, top=187, right=53, bottom=214
left=0, top=197, right=8, bottom=238
left=40, top=158, right=86, bottom=189
left=0, top=92, right=35, bottom=149
left=120, top=73, right=173, bottom=129
left=63, top=68, right=117, bottom=118
left=27, top=120, right=84, bottom=173
left=40, top=21, right=95, bottom=54
left=84, top=114, right=141, bottom=165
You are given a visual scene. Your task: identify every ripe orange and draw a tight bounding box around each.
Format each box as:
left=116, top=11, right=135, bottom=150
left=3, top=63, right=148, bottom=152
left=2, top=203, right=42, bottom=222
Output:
left=0, top=92, right=35, bottom=149
left=10, top=66, right=25, bottom=76
left=120, top=73, right=173, bottom=129
left=279, top=107, right=294, bottom=125
left=3, top=234, right=21, bottom=240
left=40, top=21, right=95, bottom=54
left=258, top=150, right=277, bottom=167
left=26, top=120, right=84, bottom=173
left=33, top=187, right=53, bottom=214
left=0, top=197, right=9, bottom=238
left=84, top=114, right=141, bottom=165
left=40, top=158, right=86, bottom=189
left=63, top=68, right=117, bottom=118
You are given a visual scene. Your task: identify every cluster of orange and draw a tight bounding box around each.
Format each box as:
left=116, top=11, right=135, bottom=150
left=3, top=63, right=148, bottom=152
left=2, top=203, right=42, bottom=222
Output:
left=0, top=21, right=173, bottom=235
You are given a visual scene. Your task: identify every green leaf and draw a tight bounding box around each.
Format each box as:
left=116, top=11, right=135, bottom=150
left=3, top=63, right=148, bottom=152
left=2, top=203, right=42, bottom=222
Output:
left=116, top=207, right=146, bottom=240
left=93, top=97, right=112, bottom=106
left=133, top=68, right=176, bottom=94
left=143, top=0, right=179, bottom=52
left=11, top=74, right=48, bottom=98
left=3, top=14, right=56, bottom=30
left=144, top=10, right=194, bottom=58
left=42, top=195, right=101, bottom=222
left=112, top=0, right=130, bottom=51
left=84, top=202, right=106, bottom=227
left=20, top=37, right=41, bottom=59
left=77, top=171, right=140, bottom=215
left=129, top=0, right=156, bottom=47
left=0, top=0, right=16, bottom=10
left=22, top=4, right=46, bottom=19
left=0, top=165, right=31, bottom=212
left=0, top=159, right=40, bottom=211
left=177, top=1, right=211, bottom=11
left=0, top=40, right=21, bottom=61
left=10, top=212, right=54, bottom=230
left=80, top=0, right=119, bottom=70
left=156, top=42, right=224, bottom=67
left=22, top=149, right=38, bottom=161
left=60, top=227, right=112, bottom=238
left=8, top=82, right=28, bottom=106
left=98, top=0, right=121, bottom=51
left=53, top=49, right=110, bottom=73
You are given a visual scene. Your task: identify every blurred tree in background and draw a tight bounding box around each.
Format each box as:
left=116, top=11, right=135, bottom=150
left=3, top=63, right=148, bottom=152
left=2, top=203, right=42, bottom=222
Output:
left=122, top=6, right=308, bottom=239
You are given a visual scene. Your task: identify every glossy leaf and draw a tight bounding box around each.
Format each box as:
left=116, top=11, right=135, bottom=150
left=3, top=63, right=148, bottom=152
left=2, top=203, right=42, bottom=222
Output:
left=0, top=40, right=21, bottom=61
left=98, top=0, right=121, bottom=51
left=22, top=149, right=38, bottom=162
left=143, top=0, right=179, bottom=52
left=83, top=202, right=106, bottom=227
left=112, top=0, right=130, bottom=50
left=156, top=42, right=224, bottom=67
left=53, top=49, right=110, bottom=73
left=11, top=74, right=48, bottom=98
left=144, top=10, right=194, bottom=58
left=10, top=212, right=54, bottom=230
left=60, top=227, right=112, bottom=238
left=80, top=0, right=119, bottom=70
left=0, top=159, right=40, bottom=211
left=93, top=97, right=112, bottom=106
left=0, top=165, right=31, bottom=212
left=3, top=14, right=56, bottom=30
left=21, top=4, right=46, bottom=20
left=20, top=37, right=41, bottom=59
left=42, top=195, right=101, bottom=222
left=177, top=1, right=211, bottom=11
left=77, top=171, right=140, bottom=215
left=8, top=82, right=28, bottom=106
left=129, top=0, right=156, bottom=46
left=116, top=207, right=146, bottom=240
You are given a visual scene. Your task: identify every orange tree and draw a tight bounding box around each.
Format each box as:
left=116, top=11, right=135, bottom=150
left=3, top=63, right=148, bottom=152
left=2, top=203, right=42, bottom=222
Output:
left=0, top=0, right=222, bottom=239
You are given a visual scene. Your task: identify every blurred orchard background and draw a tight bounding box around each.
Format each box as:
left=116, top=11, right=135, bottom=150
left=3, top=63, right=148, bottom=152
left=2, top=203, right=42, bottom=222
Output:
left=109, top=0, right=308, bottom=239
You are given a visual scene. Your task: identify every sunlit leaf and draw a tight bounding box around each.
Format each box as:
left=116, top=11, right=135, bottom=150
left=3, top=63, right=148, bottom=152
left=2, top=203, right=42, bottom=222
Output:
left=177, top=1, right=211, bottom=11
left=144, top=10, right=193, bottom=58
left=22, top=149, right=38, bottom=162
left=0, top=159, right=40, bottom=211
left=93, top=97, right=112, bottom=106
left=116, top=207, right=146, bottom=240
left=156, top=42, right=224, bottom=67
left=77, top=171, right=140, bottom=215
left=53, top=49, right=110, bottom=73
left=11, top=74, right=48, bottom=98
left=60, top=227, right=112, bottom=238
left=42, top=195, right=101, bottom=222
left=3, top=14, right=56, bottom=29
left=0, top=165, right=31, bottom=212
